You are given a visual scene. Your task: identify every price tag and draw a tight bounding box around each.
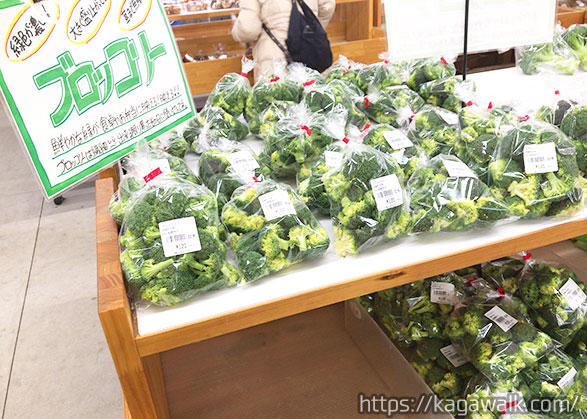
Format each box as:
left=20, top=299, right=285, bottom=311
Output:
left=440, top=344, right=468, bottom=367
left=370, top=174, right=404, bottom=211
left=557, top=367, right=577, bottom=390
left=442, top=159, right=477, bottom=178
left=259, top=189, right=297, bottom=221
left=143, top=159, right=172, bottom=183
left=523, top=143, right=558, bottom=174
left=559, top=279, right=587, bottom=311
left=159, top=217, right=201, bottom=257
left=382, top=130, right=413, bottom=150
left=431, top=282, right=456, bottom=304
left=225, top=151, right=260, bottom=175
left=484, top=306, right=518, bottom=332
left=324, top=150, right=344, bottom=168
left=440, top=111, right=459, bottom=125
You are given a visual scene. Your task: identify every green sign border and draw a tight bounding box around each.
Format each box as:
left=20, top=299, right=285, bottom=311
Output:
left=0, top=0, right=195, bottom=199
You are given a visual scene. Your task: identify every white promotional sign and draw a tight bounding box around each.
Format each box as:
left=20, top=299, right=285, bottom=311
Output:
left=384, top=0, right=556, bottom=61
left=0, top=0, right=195, bottom=198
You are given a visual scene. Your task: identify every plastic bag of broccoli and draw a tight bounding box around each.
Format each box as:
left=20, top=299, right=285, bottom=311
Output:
left=481, top=257, right=526, bottom=296
left=296, top=143, right=344, bottom=216
left=408, top=105, right=461, bottom=157
left=517, top=32, right=580, bottom=76
left=197, top=140, right=271, bottom=207
left=562, top=24, right=587, bottom=71
left=519, top=259, right=587, bottom=347
left=324, top=54, right=363, bottom=86
left=183, top=105, right=249, bottom=151
left=221, top=179, right=330, bottom=281
left=535, top=93, right=577, bottom=128
left=286, top=62, right=324, bottom=89
left=362, top=85, right=425, bottom=128
left=362, top=123, right=423, bottom=179
left=408, top=155, right=510, bottom=234
left=262, top=103, right=339, bottom=177
left=406, top=57, right=457, bottom=91
left=247, top=101, right=289, bottom=138
left=149, top=130, right=189, bottom=158
left=521, top=349, right=587, bottom=415
left=567, top=325, right=587, bottom=366
left=463, top=374, right=531, bottom=418
left=119, top=176, right=241, bottom=306
left=559, top=104, right=587, bottom=177
left=418, top=77, right=475, bottom=114
left=488, top=120, right=583, bottom=219
left=205, top=57, right=254, bottom=116
left=321, top=142, right=411, bottom=256
left=109, top=145, right=201, bottom=225
left=446, top=297, right=555, bottom=382
left=355, top=57, right=403, bottom=94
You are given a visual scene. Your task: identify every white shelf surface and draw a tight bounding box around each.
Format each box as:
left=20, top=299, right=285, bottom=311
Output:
left=136, top=68, right=587, bottom=336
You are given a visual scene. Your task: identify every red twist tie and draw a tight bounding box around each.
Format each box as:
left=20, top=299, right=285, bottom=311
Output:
left=410, top=114, right=415, bottom=120
left=500, top=400, right=519, bottom=414
left=364, top=97, right=369, bottom=108
left=466, top=276, right=479, bottom=286
left=143, top=167, right=162, bottom=183
left=363, top=123, right=371, bottom=131
left=497, top=287, right=505, bottom=298
left=555, top=90, right=560, bottom=95
left=488, top=101, right=494, bottom=110
left=163, top=146, right=167, bottom=150
left=440, top=57, right=448, bottom=65
left=523, top=252, right=532, bottom=261
left=252, top=176, right=259, bottom=183
left=342, top=137, right=350, bottom=144
left=466, top=101, right=473, bottom=107
left=270, top=76, right=280, bottom=83
left=384, top=59, right=389, bottom=64
left=300, top=125, right=312, bottom=136
left=348, top=65, right=352, bottom=69
left=303, top=79, right=316, bottom=87
left=240, top=72, right=248, bottom=77
left=519, top=115, right=530, bottom=121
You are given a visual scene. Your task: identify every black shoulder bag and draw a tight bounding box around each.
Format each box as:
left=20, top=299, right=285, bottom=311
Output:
left=262, top=0, right=333, bottom=73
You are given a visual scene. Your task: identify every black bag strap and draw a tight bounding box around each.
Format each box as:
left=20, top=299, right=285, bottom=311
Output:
left=262, top=23, right=292, bottom=64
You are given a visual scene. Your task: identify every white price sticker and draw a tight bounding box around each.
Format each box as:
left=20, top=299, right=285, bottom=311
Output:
left=382, top=130, right=414, bottom=150
left=159, top=217, right=201, bottom=257
left=225, top=151, right=260, bottom=176
left=440, top=111, right=459, bottom=125
left=523, top=142, right=558, bottom=174
left=370, top=174, right=404, bottom=212
left=557, top=367, right=577, bottom=390
left=431, top=282, right=456, bottom=305
left=259, top=189, right=297, bottom=221
left=559, top=279, right=587, bottom=311
left=440, top=344, right=468, bottom=367
left=143, top=159, right=171, bottom=183
left=442, top=159, right=477, bottom=178
left=324, top=151, right=344, bottom=168
left=484, top=306, right=518, bottom=332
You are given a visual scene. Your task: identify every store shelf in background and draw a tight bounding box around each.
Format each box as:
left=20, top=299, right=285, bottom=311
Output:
left=557, top=5, right=586, bottom=27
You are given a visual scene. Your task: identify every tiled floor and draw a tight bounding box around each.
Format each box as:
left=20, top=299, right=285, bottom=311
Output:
left=0, top=108, right=122, bottom=417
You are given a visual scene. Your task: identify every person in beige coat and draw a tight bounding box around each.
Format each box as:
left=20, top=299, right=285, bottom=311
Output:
left=232, top=0, right=336, bottom=81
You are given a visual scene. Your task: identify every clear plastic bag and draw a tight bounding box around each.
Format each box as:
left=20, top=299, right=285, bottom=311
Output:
left=481, top=257, right=526, bottom=296
left=286, top=62, right=324, bottom=88
left=183, top=105, right=249, bottom=152
left=119, top=177, right=241, bottom=306
left=355, top=58, right=403, bottom=94
left=322, top=142, right=411, bottom=256
left=324, top=55, right=363, bottom=87
left=562, top=24, right=587, bottom=71
left=197, top=140, right=271, bottom=207
left=418, top=77, right=476, bottom=114
left=362, top=123, right=423, bottom=179
left=408, top=105, right=461, bottom=158
left=205, top=57, right=254, bottom=116
left=535, top=92, right=577, bottom=128
left=247, top=101, right=289, bottom=138
left=362, top=85, right=425, bottom=128
left=559, top=104, right=587, bottom=177
left=406, top=57, right=457, bottom=92
left=463, top=374, right=530, bottom=418
left=517, top=32, right=580, bottom=76
left=446, top=297, right=555, bottom=382
left=262, top=104, right=339, bottom=177
left=488, top=120, right=584, bottom=219
left=109, top=175, right=144, bottom=226
left=519, top=259, right=587, bottom=347
left=408, top=155, right=510, bottom=234
left=149, top=130, right=189, bottom=158
left=220, top=179, right=330, bottom=282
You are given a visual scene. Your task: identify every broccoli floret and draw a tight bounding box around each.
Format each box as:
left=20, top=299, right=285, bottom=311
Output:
left=260, top=225, right=290, bottom=258
left=333, top=225, right=358, bottom=257
left=221, top=205, right=266, bottom=234
left=140, top=258, right=174, bottom=281
left=563, top=24, right=587, bottom=70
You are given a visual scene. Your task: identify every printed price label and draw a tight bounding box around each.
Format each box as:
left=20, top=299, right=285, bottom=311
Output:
left=440, top=111, right=459, bottom=125
left=557, top=367, right=577, bottom=390
left=442, top=159, right=477, bottom=178
left=382, top=130, right=413, bottom=150
left=431, top=282, right=456, bottom=304
left=143, top=159, right=171, bottom=183
left=259, top=189, right=297, bottom=221
left=159, top=217, right=201, bottom=257
left=225, top=151, right=260, bottom=176
left=324, top=151, right=344, bottom=168
left=524, top=142, right=558, bottom=174
left=485, top=306, right=518, bottom=332
left=440, top=344, right=468, bottom=367
left=370, top=174, right=404, bottom=211
left=559, top=279, right=587, bottom=311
